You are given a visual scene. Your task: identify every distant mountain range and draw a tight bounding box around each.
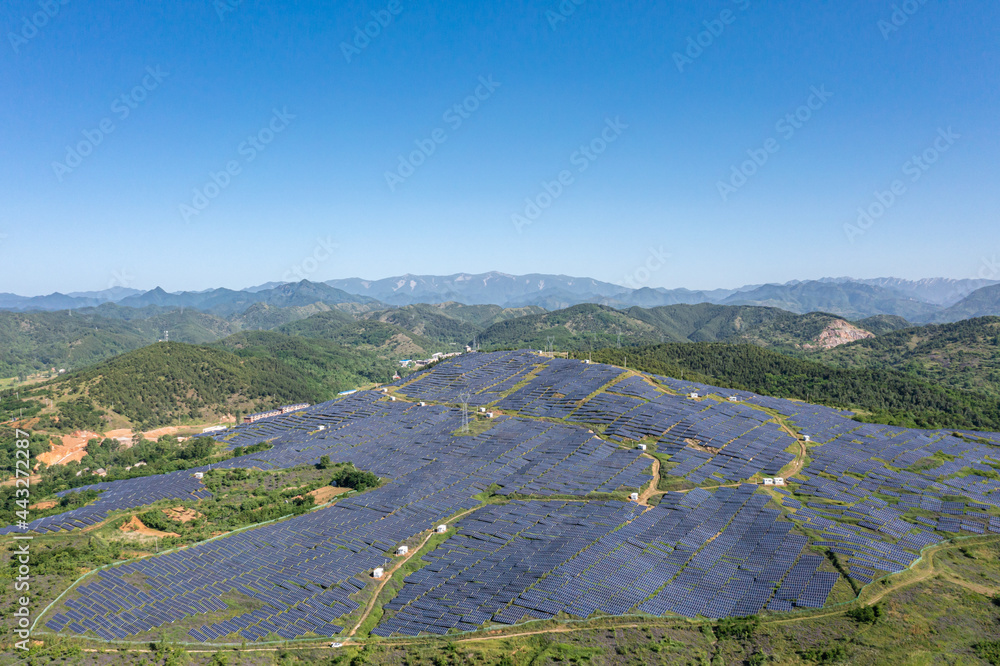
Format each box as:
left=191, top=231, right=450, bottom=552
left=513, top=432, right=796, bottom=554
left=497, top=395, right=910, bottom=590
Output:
left=2, top=273, right=999, bottom=323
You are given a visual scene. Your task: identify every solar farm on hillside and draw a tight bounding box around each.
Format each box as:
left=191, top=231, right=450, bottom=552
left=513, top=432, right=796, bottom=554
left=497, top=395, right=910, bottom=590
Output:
left=8, top=350, right=1000, bottom=644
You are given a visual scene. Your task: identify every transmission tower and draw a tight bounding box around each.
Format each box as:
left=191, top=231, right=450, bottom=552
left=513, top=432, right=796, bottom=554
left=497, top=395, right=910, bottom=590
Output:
left=460, top=392, right=470, bottom=433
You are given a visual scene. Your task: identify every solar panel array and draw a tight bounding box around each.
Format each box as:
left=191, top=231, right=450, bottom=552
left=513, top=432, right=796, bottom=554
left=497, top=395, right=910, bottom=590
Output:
left=494, top=358, right=625, bottom=419
left=0, top=470, right=211, bottom=536
left=17, top=350, right=1000, bottom=643
left=375, top=487, right=828, bottom=637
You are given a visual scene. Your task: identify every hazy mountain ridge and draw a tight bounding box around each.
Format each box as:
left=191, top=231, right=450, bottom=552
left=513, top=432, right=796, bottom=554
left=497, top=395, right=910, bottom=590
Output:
left=928, top=284, right=1000, bottom=323
left=5, top=274, right=999, bottom=318
left=325, top=272, right=628, bottom=307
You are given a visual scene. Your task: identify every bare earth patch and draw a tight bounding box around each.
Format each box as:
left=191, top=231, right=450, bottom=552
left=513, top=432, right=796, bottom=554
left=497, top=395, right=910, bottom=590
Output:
left=37, top=430, right=102, bottom=466
left=119, top=516, right=179, bottom=538
left=803, top=319, right=875, bottom=350
left=309, top=486, right=350, bottom=504
left=164, top=506, right=203, bottom=523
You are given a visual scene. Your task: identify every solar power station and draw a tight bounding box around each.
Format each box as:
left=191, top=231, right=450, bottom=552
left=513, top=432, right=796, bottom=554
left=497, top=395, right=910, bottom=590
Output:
left=9, top=350, right=1000, bottom=644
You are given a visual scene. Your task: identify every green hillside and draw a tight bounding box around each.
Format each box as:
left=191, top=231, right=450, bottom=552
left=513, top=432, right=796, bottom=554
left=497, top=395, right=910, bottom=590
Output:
left=362, top=304, right=483, bottom=347
left=627, top=304, right=849, bottom=347
left=423, top=302, right=547, bottom=327
left=279, top=311, right=441, bottom=357
left=0, top=301, right=374, bottom=383
left=212, top=330, right=396, bottom=391
left=853, top=314, right=913, bottom=334
left=477, top=303, right=881, bottom=352
left=227, top=302, right=336, bottom=330
left=477, top=303, right=659, bottom=350
left=37, top=339, right=394, bottom=429
left=575, top=343, right=1000, bottom=430
left=814, top=317, right=1000, bottom=397
left=0, top=309, right=237, bottom=380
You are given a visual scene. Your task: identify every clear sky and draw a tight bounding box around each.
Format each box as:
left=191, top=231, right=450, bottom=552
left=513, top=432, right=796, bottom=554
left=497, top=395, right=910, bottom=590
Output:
left=1, top=0, right=998, bottom=295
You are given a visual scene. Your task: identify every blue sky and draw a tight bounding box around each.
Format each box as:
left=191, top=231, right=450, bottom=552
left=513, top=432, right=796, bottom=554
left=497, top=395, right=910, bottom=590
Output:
left=1, top=0, right=998, bottom=295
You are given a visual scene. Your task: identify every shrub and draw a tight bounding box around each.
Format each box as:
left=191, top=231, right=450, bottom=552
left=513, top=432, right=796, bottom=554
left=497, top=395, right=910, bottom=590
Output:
left=975, top=641, right=1000, bottom=666
left=799, top=646, right=847, bottom=663
left=139, top=509, right=175, bottom=532
left=716, top=616, right=758, bottom=640
left=331, top=464, right=380, bottom=492
left=845, top=604, right=882, bottom=624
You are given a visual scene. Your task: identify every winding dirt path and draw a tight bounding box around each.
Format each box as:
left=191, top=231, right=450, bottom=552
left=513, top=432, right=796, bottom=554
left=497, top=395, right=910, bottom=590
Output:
left=347, top=530, right=436, bottom=637
left=347, top=504, right=487, bottom=639
left=638, top=454, right=660, bottom=506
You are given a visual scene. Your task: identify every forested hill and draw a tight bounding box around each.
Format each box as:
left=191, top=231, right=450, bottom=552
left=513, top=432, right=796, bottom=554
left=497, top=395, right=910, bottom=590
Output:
left=0, top=308, right=238, bottom=380
left=35, top=340, right=395, bottom=430
left=814, top=317, right=1000, bottom=398
left=575, top=344, right=1000, bottom=431
left=476, top=303, right=882, bottom=352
